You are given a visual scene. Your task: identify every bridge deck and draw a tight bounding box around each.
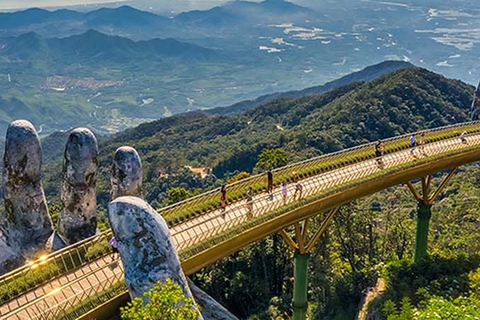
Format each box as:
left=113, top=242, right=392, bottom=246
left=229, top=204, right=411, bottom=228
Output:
left=2, top=124, right=480, bottom=320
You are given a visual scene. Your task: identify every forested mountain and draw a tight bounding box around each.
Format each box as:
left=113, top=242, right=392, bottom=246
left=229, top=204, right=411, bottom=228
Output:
left=0, top=30, right=219, bottom=65
left=100, top=66, right=472, bottom=176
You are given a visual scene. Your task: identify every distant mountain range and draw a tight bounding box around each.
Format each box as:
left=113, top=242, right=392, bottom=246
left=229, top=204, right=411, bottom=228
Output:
left=0, top=1, right=312, bottom=39
left=0, top=30, right=219, bottom=65
left=0, top=6, right=171, bottom=35
left=176, top=0, right=311, bottom=27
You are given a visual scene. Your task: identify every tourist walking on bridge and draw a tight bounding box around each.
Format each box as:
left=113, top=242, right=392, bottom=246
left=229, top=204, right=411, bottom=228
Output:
left=246, top=187, right=254, bottom=218
left=266, top=170, right=273, bottom=200
left=294, top=181, right=303, bottom=200
left=281, top=181, right=288, bottom=205
left=109, top=236, right=119, bottom=262
left=375, top=140, right=384, bottom=168
left=461, top=131, right=467, bottom=144
left=220, top=185, right=227, bottom=217
left=410, top=134, right=416, bottom=156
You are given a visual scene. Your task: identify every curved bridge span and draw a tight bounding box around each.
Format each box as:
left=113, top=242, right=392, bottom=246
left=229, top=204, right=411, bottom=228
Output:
left=2, top=122, right=480, bottom=320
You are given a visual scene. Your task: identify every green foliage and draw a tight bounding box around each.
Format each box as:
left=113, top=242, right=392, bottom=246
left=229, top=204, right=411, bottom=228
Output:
left=383, top=254, right=480, bottom=307
left=469, top=267, right=480, bottom=298
left=48, top=202, right=61, bottom=226
left=85, top=239, right=111, bottom=261
left=384, top=297, right=414, bottom=320
left=227, top=171, right=251, bottom=184
left=382, top=300, right=398, bottom=317
left=384, top=295, right=480, bottom=319
left=417, top=296, right=480, bottom=319
left=0, top=263, right=61, bottom=303
left=167, top=187, right=193, bottom=205
left=255, top=148, right=288, bottom=171
left=120, top=278, right=199, bottom=320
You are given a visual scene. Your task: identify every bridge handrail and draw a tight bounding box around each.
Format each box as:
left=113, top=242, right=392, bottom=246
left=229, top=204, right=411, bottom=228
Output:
left=0, top=229, right=112, bottom=307
left=158, top=121, right=480, bottom=225
left=175, top=128, right=480, bottom=265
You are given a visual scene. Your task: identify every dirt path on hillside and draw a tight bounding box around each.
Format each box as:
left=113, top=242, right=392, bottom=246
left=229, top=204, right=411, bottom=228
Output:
left=357, top=277, right=386, bottom=320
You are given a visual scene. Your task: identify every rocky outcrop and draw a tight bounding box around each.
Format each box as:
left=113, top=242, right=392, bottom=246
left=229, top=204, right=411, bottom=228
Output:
left=108, top=196, right=202, bottom=318
left=2, top=120, right=53, bottom=257
left=188, top=279, right=239, bottom=320
left=111, top=146, right=142, bottom=200
left=58, top=128, right=98, bottom=244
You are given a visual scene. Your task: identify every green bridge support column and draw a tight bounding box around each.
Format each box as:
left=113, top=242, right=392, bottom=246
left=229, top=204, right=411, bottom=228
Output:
left=414, top=202, right=432, bottom=263
left=280, top=210, right=339, bottom=320
left=408, top=170, right=457, bottom=264
left=293, top=253, right=309, bottom=320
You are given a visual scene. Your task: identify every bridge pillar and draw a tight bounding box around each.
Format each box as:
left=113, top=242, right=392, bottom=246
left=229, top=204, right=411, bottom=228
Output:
left=279, top=207, right=339, bottom=320
left=293, top=253, right=309, bottom=320
left=414, top=202, right=432, bottom=263
left=406, top=169, right=457, bottom=263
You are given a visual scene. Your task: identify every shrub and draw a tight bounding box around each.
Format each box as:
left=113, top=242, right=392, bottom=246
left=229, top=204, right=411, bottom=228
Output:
left=85, top=239, right=111, bottom=261
left=121, top=278, right=199, bottom=320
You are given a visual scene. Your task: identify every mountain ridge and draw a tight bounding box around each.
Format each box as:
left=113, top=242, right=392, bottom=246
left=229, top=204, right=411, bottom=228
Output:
left=177, top=0, right=311, bottom=26
left=207, top=60, right=415, bottom=116
left=0, top=29, right=221, bottom=64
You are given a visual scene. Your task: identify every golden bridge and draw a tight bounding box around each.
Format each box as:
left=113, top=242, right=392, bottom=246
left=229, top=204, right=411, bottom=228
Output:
left=2, top=122, right=480, bottom=320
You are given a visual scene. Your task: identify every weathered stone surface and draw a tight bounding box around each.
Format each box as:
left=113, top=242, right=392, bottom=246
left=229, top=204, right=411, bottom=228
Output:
left=3, top=120, right=53, bottom=256
left=0, top=227, right=23, bottom=274
left=111, top=146, right=142, bottom=200
left=58, top=128, right=98, bottom=244
left=108, top=196, right=202, bottom=318
left=471, top=82, right=480, bottom=120
left=188, top=279, right=239, bottom=320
